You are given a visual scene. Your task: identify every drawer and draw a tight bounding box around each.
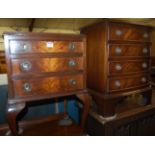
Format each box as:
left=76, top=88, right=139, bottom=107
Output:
left=11, top=57, right=84, bottom=75
left=109, top=44, right=150, bottom=58
left=109, top=60, right=150, bottom=75
left=13, top=74, right=84, bottom=98
left=109, top=23, right=150, bottom=41
left=10, top=40, right=84, bottom=54
left=108, top=75, right=149, bottom=92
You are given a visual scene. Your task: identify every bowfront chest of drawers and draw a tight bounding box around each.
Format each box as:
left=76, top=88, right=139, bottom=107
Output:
left=82, top=21, right=152, bottom=118
left=4, top=32, right=91, bottom=135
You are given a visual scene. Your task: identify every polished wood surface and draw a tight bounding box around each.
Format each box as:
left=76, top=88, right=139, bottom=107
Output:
left=13, top=74, right=84, bottom=98
left=82, top=20, right=152, bottom=117
left=108, top=75, right=149, bottom=92
left=5, top=32, right=87, bottom=100
left=10, top=41, right=84, bottom=54
left=109, top=44, right=150, bottom=58
left=86, top=102, right=155, bottom=136
left=109, top=22, right=151, bottom=41
left=4, top=32, right=91, bottom=135
left=109, top=60, right=150, bottom=75
left=81, top=22, right=107, bottom=93
left=12, top=57, right=84, bottom=75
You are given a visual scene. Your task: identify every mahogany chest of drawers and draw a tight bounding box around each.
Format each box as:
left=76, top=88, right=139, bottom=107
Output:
left=82, top=21, right=152, bottom=118
left=4, top=32, right=91, bottom=135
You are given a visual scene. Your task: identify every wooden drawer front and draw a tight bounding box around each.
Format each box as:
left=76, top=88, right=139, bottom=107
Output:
left=109, top=60, right=150, bottom=75
left=11, top=57, right=84, bottom=75
left=108, top=75, right=149, bottom=92
left=13, top=74, right=84, bottom=98
left=109, top=44, right=150, bottom=57
left=109, top=23, right=150, bottom=41
left=10, top=41, right=84, bottom=54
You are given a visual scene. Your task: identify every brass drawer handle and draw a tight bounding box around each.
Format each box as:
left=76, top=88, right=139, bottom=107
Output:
left=20, top=61, right=31, bottom=71
left=115, top=47, right=122, bottom=55
left=142, top=48, right=148, bottom=54
left=143, top=32, right=149, bottom=38
left=68, top=60, right=76, bottom=67
left=115, top=64, right=122, bottom=71
left=23, top=83, right=31, bottom=92
left=69, top=79, right=77, bottom=85
left=115, top=80, right=121, bottom=87
left=69, top=43, right=76, bottom=50
left=142, top=62, right=148, bottom=69
left=115, top=30, right=123, bottom=36
left=141, top=77, right=147, bottom=83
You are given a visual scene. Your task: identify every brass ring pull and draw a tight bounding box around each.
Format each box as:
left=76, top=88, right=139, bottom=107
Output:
left=23, top=83, right=31, bottom=92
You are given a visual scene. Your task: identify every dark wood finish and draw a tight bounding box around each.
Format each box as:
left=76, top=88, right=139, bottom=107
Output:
left=108, top=74, right=149, bottom=92
left=4, top=32, right=91, bottom=135
left=109, top=22, right=151, bottom=42
left=10, top=40, right=84, bottom=54
left=0, top=114, right=83, bottom=136
left=82, top=21, right=152, bottom=117
left=109, top=44, right=150, bottom=58
left=151, top=57, right=155, bottom=66
left=6, top=102, right=26, bottom=135
left=109, top=60, right=150, bottom=75
left=11, top=57, right=84, bottom=75
left=86, top=104, right=155, bottom=136
left=13, top=74, right=84, bottom=98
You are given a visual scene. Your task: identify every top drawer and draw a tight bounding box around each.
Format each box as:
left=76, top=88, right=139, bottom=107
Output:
left=9, top=40, right=84, bottom=54
left=108, top=23, right=151, bottom=42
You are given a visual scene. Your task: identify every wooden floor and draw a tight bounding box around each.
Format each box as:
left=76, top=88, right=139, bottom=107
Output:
left=0, top=113, right=84, bottom=136
left=21, top=122, right=82, bottom=136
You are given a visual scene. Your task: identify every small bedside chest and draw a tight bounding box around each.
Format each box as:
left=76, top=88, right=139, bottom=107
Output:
left=82, top=21, right=152, bottom=118
left=4, top=32, right=91, bottom=135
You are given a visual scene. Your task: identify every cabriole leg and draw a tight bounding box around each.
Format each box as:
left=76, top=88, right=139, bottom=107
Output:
left=6, top=102, right=26, bottom=136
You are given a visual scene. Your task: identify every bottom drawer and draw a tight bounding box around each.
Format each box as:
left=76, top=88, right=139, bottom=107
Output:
left=13, top=74, right=84, bottom=98
left=108, top=75, right=149, bottom=92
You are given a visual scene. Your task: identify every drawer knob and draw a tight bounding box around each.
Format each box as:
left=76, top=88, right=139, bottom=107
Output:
left=20, top=61, right=31, bottom=71
left=69, top=43, right=76, bottom=50
left=143, top=32, right=149, bottom=38
left=115, top=30, right=123, bottom=36
left=115, top=80, right=121, bottom=87
left=115, top=64, right=122, bottom=71
left=115, top=47, right=122, bottom=55
left=141, top=77, right=147, bottom=83
left=68, top=60, right=76, bottom=67
left=143, top=48, right=148, bottom=54
left=142, top=62, right=148, bottom=69
left=23, top=43, right=31, bottom=51
left=69, top=79, right=77, bottom=85
left=23, top=83, right=31, bottom=92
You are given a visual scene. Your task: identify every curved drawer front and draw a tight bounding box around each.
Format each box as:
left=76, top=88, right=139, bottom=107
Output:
left=13, top=74, right=84, bottom=98
left=109, top=23, right=150, bottom=41
left=10, top=41, right=84, bottom=54
left=109, top=60, right=150, bottom=75
left=108, top=75, right=149, bottom=92
left=109, top=44, right=150, bottom=57
left=11, top=57, right=84, bottom=75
